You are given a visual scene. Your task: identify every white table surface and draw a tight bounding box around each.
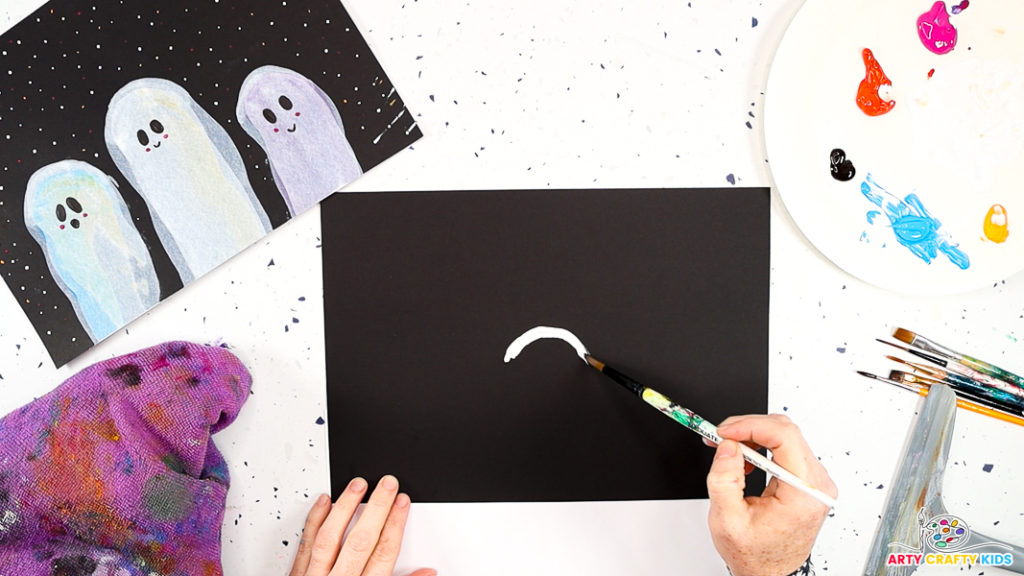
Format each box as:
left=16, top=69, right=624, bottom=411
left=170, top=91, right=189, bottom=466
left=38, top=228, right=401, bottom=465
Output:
left=1, top=1, right=1022, bottom=574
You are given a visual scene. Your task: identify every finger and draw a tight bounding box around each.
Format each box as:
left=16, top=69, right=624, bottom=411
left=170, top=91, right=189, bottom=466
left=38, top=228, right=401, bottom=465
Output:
left=407, top=571, right=438, bottom=576
left=706, top=440, right=749, bottom=525
left=362, top=493, right=414, bottom=576
left=705, top=439, right=755, bottom=476
left=718, top=415, right=838, bottom=502
left=305, top=477, right=368, bottom=576
left=289, top=493, right=332, bottom=576
left=716, top=414, right=813, bottom=465
left=333, top=474, right=401, bottom=576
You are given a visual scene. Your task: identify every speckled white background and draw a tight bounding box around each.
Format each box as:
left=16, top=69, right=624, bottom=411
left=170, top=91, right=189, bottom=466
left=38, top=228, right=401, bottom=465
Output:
left=1, top=1, right=1022, bottom=574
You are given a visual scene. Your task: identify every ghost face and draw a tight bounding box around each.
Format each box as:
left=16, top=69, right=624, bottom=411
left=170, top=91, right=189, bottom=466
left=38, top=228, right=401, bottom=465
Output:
left=53, top=194, right=88, bottom=231
left=136, top=118, right=169, bottom=153
left=106, top=83, right=211, bottom=171
left=261, top=94, right=301, bottom=135
left=27, top=162, right=124, bottom=249
left=237, top=66, right=362, bottom=216
left=24, top=160, right=160, bottom=342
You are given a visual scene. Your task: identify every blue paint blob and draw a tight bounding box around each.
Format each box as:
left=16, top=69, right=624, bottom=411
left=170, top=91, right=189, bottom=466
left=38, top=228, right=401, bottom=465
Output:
left=860, top=173, right=969, bottom=269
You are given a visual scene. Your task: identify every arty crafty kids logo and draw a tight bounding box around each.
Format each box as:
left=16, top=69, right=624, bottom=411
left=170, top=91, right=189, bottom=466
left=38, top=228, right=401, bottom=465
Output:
left=887, top=511, right=1014, bottom=567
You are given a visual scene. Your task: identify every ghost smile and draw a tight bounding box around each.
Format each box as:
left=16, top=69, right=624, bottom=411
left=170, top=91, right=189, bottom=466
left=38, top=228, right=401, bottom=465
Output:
left=153, top=142, right=161, bottom=148
left=287, top=124, right=297, bottom=133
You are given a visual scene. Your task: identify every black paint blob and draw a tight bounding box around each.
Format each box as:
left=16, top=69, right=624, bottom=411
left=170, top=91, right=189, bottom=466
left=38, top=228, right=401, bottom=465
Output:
left=829, top=148, right=856, bottom=181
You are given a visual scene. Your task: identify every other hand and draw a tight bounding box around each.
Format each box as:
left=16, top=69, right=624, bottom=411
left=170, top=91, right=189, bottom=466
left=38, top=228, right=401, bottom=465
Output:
left=289, top=475, right=436, bottom=576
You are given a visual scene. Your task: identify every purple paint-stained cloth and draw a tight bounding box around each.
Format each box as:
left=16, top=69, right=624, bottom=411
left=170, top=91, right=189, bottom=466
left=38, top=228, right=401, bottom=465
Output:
left=0, top=341, right=252, bottom=576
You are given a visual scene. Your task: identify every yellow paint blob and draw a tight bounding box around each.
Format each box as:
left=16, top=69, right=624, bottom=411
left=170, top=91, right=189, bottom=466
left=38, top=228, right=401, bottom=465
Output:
left=984, top=204, right=1009, bottom=243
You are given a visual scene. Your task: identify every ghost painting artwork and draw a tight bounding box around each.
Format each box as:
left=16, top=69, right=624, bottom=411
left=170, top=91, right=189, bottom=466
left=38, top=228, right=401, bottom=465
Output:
left=23, top=160, right=161, bottom=343
left=105, top=78, right=272, bottom=285
left=237, top=65, right=363, bottom=217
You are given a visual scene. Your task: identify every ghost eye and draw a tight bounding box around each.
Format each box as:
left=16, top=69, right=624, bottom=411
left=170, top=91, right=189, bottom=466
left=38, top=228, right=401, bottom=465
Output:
left=137, top=130, right=150, bottom=146
left=263, top=108, right=277, bottom=123
left=56, top=204, right=67, bottom=222
left=150, top=119, right=164, bottom=134
left=66, top=197, right=82, bottom=213
left=279, top=95, right=293, bottom=110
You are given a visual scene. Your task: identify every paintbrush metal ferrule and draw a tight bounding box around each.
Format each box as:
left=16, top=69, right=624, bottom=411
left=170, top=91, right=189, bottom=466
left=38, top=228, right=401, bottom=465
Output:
left=892, top=328, right=959, bottom=359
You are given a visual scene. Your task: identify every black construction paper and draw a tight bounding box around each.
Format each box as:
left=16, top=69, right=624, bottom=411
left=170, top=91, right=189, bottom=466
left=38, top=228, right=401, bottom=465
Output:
left=322, top=188, right=769, bottom=502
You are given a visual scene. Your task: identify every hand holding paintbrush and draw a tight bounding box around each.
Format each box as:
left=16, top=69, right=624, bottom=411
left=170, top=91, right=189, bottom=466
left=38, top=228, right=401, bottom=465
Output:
left=504, top=326, right=839, bottom=509
left=505, top=326, right=838, bottom=576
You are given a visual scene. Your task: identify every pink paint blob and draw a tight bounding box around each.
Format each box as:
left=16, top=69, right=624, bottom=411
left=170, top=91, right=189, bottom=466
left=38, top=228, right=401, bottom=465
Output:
left=917, top=1, right=958, bottom=55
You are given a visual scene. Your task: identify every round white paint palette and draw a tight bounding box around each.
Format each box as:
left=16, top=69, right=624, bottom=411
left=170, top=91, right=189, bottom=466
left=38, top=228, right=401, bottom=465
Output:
left=765, top=0, right=1024, bottom=294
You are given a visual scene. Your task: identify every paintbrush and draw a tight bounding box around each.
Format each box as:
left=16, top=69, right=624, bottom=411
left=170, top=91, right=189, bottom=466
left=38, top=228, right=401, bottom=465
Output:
left=879, top=338, right=1024, bottom=400
left=885, top=356, right=1024, bottom=411
left=893, top=328, right=1024, bottom=391
left=887, top=366, right=1024, bottom=417
left=859, top=371, right=1024, bottom=427
left=888, top=368, right=1024, bottom=414
left=583, top=354, right=838, bottom=509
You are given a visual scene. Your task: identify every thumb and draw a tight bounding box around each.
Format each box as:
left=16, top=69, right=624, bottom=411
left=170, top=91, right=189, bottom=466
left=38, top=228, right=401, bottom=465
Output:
left=706, top=439, right=749, bottom=520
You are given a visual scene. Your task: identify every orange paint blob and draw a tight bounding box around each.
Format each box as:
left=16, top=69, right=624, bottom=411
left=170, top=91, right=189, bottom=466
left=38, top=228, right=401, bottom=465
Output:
left=856, top=48, right=895, bottom=116
left=984, top=204, right=1009, bottom=243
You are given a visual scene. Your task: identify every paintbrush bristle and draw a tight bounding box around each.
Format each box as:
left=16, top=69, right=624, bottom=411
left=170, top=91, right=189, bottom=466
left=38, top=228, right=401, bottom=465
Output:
left=584, top=355, right=605, bottom=372
left=892, top=328, right=916, bottom=345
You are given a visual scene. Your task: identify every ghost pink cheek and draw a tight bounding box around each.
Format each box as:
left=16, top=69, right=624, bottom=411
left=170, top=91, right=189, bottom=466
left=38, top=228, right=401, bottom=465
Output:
left=274, top=128, right=279, bottom=133
left=163, top=134, right=168, bottom=139
left=295, top=112, right=301, bottom=117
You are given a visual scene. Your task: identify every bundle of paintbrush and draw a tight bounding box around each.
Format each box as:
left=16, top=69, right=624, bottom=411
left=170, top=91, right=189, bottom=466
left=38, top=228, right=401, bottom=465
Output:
left=859, top=327, right=1024, bottom=427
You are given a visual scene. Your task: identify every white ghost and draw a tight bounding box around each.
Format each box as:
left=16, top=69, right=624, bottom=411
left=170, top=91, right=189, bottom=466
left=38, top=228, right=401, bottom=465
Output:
left=105, top=78, right=271, bottom=284
left=24, top=160, right=160, bottom=343
left=236, top=65, right=363, bottom=216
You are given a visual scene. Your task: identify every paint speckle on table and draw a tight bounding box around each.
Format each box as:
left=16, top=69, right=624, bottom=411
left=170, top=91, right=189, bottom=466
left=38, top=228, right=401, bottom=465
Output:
left=856, top=48, right=895, bottom=117
left=983, top=204, right=1009, bottom=243
left=829, top=149, right=856, bottom=182
left=983, top=463, right=994, bottom=472
left=726, top=173, right=736, bottom=185
left=860, top=173, right=970, bottom=269
left=951, top=0, right=969, bottom=16
left=917, top=1, right=958, bottom=55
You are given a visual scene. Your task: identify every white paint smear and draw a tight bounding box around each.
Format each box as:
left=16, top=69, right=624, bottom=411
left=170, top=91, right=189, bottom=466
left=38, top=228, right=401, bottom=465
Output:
left=503, top=326, right=589, bottom=364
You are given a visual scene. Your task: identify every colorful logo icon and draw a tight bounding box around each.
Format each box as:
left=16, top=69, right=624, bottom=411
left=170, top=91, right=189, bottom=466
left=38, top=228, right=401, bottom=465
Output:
left=924, top=515, right=969, bottom=551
